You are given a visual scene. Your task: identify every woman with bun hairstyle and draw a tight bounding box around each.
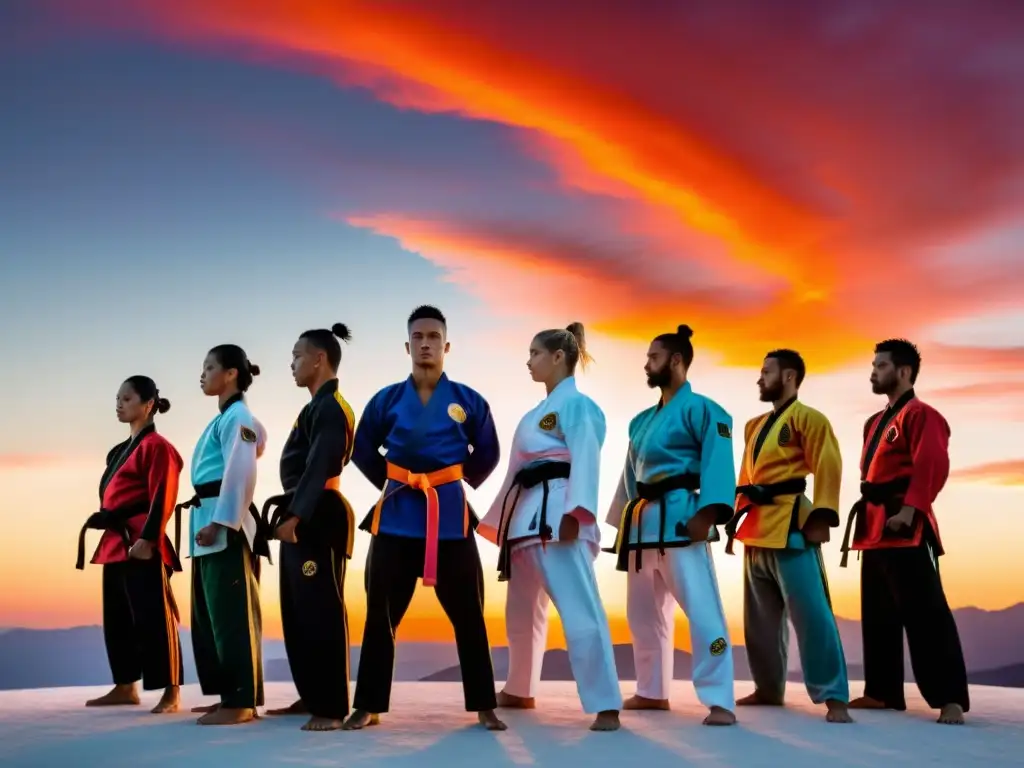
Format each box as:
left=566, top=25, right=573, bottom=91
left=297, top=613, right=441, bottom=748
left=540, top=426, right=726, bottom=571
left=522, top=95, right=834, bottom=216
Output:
left=263, top=323, right=359, bottom=731
left=187, top=344, right=268, bottom=726
left=479, top=323, right=623, bottom=731
left=603, top=325, right=738, bottom=726
left=78, top=376, right=185, bottom=714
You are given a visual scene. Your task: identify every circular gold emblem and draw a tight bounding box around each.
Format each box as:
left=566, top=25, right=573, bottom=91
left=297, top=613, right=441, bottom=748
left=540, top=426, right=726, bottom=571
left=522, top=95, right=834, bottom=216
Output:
left=885, top=425, right=899, bottom=443
left=302, top=560, right=317, bottom=577
left=778, top=423, right=791, bottom=446
left=539, top=412, right=557, bottom=431
left=709, top=637, right=727, bottom=656
left=447, top=403, right=467, bottom=423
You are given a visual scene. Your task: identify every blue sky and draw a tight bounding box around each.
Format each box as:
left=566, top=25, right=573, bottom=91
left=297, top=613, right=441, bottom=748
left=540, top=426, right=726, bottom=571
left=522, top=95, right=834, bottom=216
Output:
left=1, top=0, right=1022, bottom=635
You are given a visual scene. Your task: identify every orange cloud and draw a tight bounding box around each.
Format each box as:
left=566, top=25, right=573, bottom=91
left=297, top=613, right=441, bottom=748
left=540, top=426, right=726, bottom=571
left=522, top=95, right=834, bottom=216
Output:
left=0, top=454, right=69, bottom=469
left=347, top=213, right=877, bottom=368
left=950, top=460, right=1024, bottom=486
left=51, top=1, right=1024, bottom=368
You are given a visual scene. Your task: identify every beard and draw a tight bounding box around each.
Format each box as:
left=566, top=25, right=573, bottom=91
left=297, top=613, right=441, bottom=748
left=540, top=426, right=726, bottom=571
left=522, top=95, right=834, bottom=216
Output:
left=871, top=377, right=895, bottom=395
left=759, top=381, right=784, bottom=402
left=646, top=365, right=672, bottom=389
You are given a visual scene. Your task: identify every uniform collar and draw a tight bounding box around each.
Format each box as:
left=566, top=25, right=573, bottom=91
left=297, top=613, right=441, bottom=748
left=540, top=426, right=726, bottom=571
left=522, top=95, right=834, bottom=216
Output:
left=313, top=378, right=339, bottom=400
left=220, top=393, right=244, bottom=413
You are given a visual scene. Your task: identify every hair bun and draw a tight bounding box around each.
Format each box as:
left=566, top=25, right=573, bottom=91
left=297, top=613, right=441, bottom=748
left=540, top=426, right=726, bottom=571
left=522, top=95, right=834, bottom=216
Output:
left=677, top=324, right=693, bottom=339
left=248, top=363, right=261, bottom=377
left=156, top=397, right=171, bottom=414
left=331, top=322, right=353, bottom=342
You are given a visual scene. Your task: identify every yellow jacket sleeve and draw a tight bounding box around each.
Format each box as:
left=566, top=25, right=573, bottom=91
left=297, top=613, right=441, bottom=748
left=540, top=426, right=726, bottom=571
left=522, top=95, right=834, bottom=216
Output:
left=797, top=407, right=842, bottom=528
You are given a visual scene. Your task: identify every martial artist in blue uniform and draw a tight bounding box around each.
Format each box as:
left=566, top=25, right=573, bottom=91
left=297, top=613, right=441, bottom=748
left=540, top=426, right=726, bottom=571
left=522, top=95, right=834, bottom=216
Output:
left=342, top=305, right=506, bottom=732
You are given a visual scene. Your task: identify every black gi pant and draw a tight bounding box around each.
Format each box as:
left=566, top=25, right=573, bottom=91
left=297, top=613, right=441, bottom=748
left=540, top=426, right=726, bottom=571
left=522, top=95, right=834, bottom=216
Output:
left=860, top=541, right=970, bottom=711
left=102, top=557, right=183, bottom=690
left=353, top=532, right=497, bottom=713
left=279, top=492, right=352, bottom=720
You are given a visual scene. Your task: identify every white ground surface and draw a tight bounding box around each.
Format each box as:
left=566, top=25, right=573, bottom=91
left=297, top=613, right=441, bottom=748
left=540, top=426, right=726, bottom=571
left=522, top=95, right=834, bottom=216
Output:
left=0, top=682, right=1020, bottom=767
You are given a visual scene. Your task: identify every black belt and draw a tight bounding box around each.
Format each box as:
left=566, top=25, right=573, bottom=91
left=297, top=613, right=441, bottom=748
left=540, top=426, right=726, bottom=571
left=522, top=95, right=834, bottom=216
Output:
left=75, top=502, right=150, bottom=570
left=604, top=472, right=700, bottom=572
left=176, top=480, right=272, bottom=562
left=839, top=476, right=911, bottom=567
left=724, top=478, right=808, bottom=554
left=261, top=492, right=293, bottom=535
left=495, top=461, right=572, bottom=581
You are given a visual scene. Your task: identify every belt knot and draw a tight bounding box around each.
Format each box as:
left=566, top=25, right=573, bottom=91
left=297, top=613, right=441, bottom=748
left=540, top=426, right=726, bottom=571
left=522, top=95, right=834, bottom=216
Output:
left=407, top=472, right=431, bottom=490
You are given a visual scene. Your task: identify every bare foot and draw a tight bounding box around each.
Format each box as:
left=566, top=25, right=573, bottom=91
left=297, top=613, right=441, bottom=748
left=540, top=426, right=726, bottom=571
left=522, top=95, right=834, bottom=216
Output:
left=736, top=691, right=783, bottom=707
left=266, top=699, right=308, bottom=716
left=302, top=716, right=344, bottom=731
left=622, top=694, right=670, bottom=711
left=478, top=710, right=508, bottom=731
left=197, top=707, right=256, bottom=725
left=589, top=710, right=620, bottom=731
left=86, top=684, right=140, bottom=707
left=342, top=710, right=381, bottom=730
left=703, top=706, right=737, bottom=726
left=825, top=699, right=853, bottom=723
left=151, top=686, right=180, bottom=714
left=496, top=690, right=536, bottom=709
left=848, top=696, right=890, bottom=710
left=937, top=704, right=965, bottom=725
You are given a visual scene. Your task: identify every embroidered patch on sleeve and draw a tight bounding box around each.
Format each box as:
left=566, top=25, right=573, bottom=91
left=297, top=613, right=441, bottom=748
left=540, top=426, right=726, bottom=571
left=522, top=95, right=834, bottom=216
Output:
left=778, top=423, right=792, bottom=446
left=539, top=412, right=558, bottom=431
left=710, top=637, right=728, bottom=656
left=716, top=422, right=731, bottom=438
left=240, top=426, right=257, bottom=443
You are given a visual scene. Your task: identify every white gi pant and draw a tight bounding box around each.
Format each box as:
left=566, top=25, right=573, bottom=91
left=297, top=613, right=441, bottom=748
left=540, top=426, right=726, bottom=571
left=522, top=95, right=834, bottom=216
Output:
left=503, top=539, right=623, bottom=713
left=626, top=543, right=735, bottom=710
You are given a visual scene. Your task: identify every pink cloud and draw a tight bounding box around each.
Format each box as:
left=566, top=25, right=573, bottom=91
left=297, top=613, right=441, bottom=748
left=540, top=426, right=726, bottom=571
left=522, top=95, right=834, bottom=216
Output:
left=951, top=460, right=1024, bottom=486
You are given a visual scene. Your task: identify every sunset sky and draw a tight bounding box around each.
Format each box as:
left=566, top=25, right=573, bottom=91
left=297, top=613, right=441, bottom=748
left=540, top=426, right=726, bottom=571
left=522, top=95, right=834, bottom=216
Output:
left=2, top=1, right=1022, bottom=650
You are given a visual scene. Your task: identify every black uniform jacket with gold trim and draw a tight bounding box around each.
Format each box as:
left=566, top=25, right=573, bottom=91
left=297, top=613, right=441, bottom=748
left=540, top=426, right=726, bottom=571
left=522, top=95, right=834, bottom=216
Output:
left=278, top=378, right=357, bottom=555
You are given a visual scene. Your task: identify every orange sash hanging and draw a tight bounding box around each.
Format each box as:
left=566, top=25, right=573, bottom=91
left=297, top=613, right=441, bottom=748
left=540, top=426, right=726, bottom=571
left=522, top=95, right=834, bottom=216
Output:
left=370, top=462, right=464, bottom=587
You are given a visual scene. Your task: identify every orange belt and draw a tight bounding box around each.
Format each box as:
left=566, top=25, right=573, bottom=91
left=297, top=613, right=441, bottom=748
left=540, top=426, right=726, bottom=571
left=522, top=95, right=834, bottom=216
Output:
left=322, top=476, right=356, bottom=557
left=370, top=461, right=464, bottom=587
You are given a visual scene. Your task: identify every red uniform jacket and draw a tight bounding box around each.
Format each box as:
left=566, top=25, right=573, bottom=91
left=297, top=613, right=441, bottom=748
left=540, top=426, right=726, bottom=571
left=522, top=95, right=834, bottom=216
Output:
left=90, top=425, right=184, bottom=569
left=849, top=389, right=949, bottom=555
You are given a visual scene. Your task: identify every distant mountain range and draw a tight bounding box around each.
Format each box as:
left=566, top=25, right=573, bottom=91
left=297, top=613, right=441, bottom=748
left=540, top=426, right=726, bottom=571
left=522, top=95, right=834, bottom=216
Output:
left=1, top=603, right=1021, bottom=691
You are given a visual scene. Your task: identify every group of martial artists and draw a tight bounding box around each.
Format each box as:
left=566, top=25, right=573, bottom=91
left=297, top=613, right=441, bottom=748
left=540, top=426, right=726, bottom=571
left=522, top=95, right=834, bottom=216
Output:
left=77, top=304, right=972, bottom=735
